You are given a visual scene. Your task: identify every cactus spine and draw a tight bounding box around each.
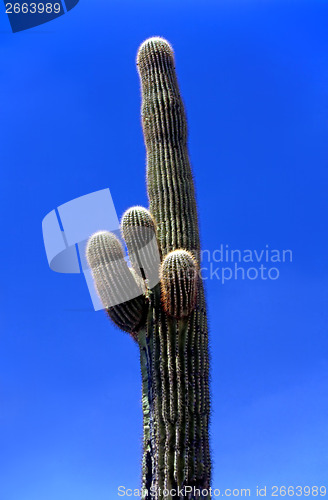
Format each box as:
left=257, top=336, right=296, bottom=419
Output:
left=86, top=37, right=211, bottom=499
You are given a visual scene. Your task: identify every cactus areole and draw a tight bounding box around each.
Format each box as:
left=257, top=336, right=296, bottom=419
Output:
left=86, top=37, right=211, bottom=500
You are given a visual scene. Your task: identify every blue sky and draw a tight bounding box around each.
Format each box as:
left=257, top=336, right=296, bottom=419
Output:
left=0, top=1, right=327, bottom=498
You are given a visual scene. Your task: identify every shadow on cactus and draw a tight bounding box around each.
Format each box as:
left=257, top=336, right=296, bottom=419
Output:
left=86, top=37, right=211, bottom=500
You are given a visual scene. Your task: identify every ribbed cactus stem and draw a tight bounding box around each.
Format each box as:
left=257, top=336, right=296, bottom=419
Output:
left=160, top=250, right=198, bottom=319
left=86, top=231, right=147, bottom=337
left=87, top=37, right=211, bottom=500
left=137, top=37, right=200, bottom=260
left=121, top=206, right=161, bottom=288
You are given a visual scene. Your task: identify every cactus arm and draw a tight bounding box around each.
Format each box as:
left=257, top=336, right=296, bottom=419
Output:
left=86, top=231, right=147, bottom=338
left=160, top=250, right=198, bottom=319
left=121, top=206, right=161, bottom=288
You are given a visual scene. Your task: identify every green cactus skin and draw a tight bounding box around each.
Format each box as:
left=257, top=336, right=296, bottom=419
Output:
left=86, top=37, right=211, bottom=500
left=160, top=250, right=198, bottom=319
left=86, top=231, right=147, bottom=339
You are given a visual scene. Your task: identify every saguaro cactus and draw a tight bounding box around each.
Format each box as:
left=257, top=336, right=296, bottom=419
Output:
left=86, top=37, right=211, bottom=499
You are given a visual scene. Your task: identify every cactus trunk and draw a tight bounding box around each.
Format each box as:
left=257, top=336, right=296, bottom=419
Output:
left=139, top=284, right=210, bottom=499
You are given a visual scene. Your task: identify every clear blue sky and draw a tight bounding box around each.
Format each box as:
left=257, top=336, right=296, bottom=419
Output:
left=0, top=1, right=327, bottom=498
